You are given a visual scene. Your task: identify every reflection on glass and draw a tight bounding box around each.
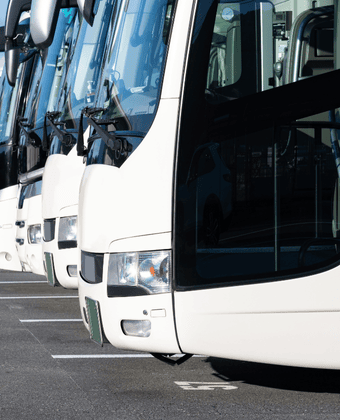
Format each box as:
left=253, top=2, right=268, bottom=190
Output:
left=57, top=0, right=115, bottom=128
left=0, top=64, right=24, bottom=144
left=96, top=0, right=176, bottom=134
left=176, top=0, right=339, bottom=288
left=25, top=10, right=78, bottom=129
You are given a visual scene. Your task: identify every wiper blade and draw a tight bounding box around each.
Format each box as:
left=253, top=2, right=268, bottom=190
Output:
left=17, top=117, right=41, bottom=148
left=77, top=107, right=133, bottom=158
left=43, top=111, right=74, bottom=151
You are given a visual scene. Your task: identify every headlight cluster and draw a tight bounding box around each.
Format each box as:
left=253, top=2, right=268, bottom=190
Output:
left=27, top=224, right=42, bottom=244
left=58, top=216, right=77, bottom=249
left=108, top=251, right=171, bottom=294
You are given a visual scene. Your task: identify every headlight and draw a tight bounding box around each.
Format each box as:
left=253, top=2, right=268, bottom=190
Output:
left=27, top=224, right=42, bottom=244
left=58, top=216, right=77, bottom=249
left=108, top=250, right=171, bottom=294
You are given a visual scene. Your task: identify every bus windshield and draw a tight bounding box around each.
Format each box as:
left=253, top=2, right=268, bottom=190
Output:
left=24, top=9, right=78, bottom=129
left=0, top=64, right=24, bottom=145
left=57, top=0, right=115, bottom=129
left=96, top=0, right=176, bottom=134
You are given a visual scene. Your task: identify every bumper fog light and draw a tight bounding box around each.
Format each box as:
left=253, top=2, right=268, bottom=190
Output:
left=121, top=320, right=151, bottom=337
left=67, top=265, right=77, bottom=277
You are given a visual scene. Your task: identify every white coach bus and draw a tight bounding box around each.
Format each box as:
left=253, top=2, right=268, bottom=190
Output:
left=15, top=6, right=78, bottom=274
left=0, top=0, right=34, bottom=271
left=33, top=0, right=116, bottom=288
left=78, top=0, right=340, bottom=369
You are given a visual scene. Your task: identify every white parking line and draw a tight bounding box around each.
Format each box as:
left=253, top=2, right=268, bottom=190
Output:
left=0, top=296, right=78, bottom=299
left=175, top=381, right=238, bottom=390
left=20, top=319, right=83, bottom=323
left=0, top=281, right=47, bottom=284
left=52, top=354, right=206, bottom=359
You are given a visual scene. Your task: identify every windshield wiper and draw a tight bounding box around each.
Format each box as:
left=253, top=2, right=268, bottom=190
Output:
left=43, top=111, right=74, bottom=151
left=17, top=117, right=41, bottom=148
left=77, top=107, right=133, bottom=158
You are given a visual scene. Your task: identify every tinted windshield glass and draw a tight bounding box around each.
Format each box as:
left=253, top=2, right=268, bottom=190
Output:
left=24, top=9, right=78, bottom=128
left=58, top=0, right=115, bottom=127
left=0, top=64, right=24, bottom=145
left=96, top=0, right=176, bottom=133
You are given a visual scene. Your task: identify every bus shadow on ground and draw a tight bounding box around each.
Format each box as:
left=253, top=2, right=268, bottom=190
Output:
left=207, top=357, right=340, bottom=393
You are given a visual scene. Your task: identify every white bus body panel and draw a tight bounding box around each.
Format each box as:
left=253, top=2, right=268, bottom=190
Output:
left=16, top=193, right=44, bottom=275
left=174, top=267, right=340, bottom=369
left=42, top=146, right=84, bottom=288
left=78, top=98, right=181, bottom=351
left=79, top=98, right=179, bottom=252
left=42, top=147, right=84, bottom=218
left=0, top=185, right=22, bottom=271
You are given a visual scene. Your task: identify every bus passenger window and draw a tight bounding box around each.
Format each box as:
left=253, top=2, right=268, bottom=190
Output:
left=175, top=0, right=340, bottom=289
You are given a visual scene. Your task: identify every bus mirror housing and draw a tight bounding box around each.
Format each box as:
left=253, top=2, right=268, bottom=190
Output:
left=30, top=0, right=78, bottom=49
left=4, top=0, right=31, bottom=55
left=5, top=48, right=20, bottom=86
left=5, top=0, right=31, bottom=41
left=4, top=0, right=32, bottom=85
left=77, top=0, right=97, bottom=26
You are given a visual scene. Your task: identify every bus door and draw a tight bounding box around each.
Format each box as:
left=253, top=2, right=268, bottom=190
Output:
left=173, top=0, right=340, bottom=368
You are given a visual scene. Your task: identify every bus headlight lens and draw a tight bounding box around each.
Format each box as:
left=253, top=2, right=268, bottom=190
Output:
left=108, top=251, right=171, bottom=294
left=58, top=216, right=77, bottom=249
left=27, top=224, right=42, bottom=244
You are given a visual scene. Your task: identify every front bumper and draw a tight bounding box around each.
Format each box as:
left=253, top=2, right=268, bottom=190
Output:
left=43, top=216, right=78, bottom=289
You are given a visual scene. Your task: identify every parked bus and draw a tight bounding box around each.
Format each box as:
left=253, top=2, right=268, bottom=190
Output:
left=14, top=6, right=78, bottom=274
left=0, top=1, right=35, bottom=271
left=37, top=0, right=116, bottom=288
left=76, top=0, right=340, bottom=369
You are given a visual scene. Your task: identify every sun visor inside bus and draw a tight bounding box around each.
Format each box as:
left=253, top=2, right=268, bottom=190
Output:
left=30, top=0, right=78, bottom=50
left=77, top=0, right=96, bottom=26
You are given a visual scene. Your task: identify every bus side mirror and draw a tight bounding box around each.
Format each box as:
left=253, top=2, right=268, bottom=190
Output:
left=30, top=0, right=78, bottom=49
left=4, top=0, right=32, bottom=85
left=30, top=0, right=62, bottom=49
left=5, top=48, right=20, bottom=86
left=5, top=0, right=31, bottom=41
left=77, top=0, right=97, bottom=26
left=5, top=18, right=32, bottom=86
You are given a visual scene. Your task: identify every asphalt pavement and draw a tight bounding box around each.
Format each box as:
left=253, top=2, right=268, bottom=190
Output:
left=0, top=269, right=340, bottom=420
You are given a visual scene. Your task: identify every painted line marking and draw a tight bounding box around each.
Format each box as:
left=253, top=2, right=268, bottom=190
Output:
left=20, top=319, right=83, bottom=323
left=0, top=281, right=47, bottom=284
left=52, top=354, right=206, bottom=359
left=0, top=296, right=78, bottom=299
left=175, top=381, right=238, bottom=390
